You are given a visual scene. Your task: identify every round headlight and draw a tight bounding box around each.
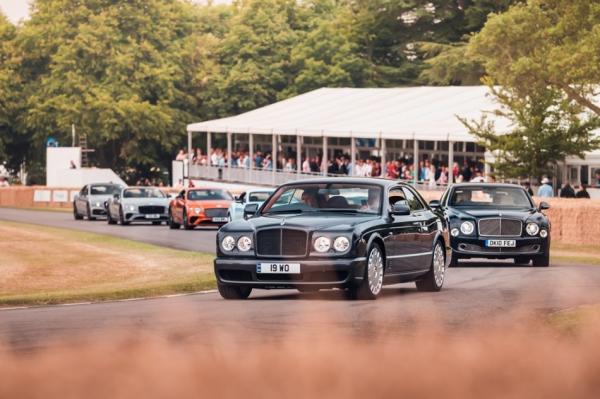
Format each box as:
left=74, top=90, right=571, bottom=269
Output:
left=95, top=202, right=101, bottom=207
left=221, top=236, right=236, bottom=251
left=460, top=221, right=475, bottom=235
left=237, top=236, right=252, bottom=252
left=313, top=236, right=331, bottom=253
left=540, top=229, right=548, bottom=238
left=526, top=223, right=540, bottom=236
left=451, top=228, right=460, bottom=237
left=333, top=236, right=350, bottom=252
left=194, top=207, right=203, bottom=214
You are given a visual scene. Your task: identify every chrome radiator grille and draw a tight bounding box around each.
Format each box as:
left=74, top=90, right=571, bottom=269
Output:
left=256, top=229, right=308, bottom=256
left=478, top=218, right=522, bottom=236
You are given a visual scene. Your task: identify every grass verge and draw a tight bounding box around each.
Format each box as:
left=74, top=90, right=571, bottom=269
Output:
left=551, top=243, right=600, bottom=265
left=0, top=220, right=216, bottom=307
left=547, top=304, right=600, bottom=336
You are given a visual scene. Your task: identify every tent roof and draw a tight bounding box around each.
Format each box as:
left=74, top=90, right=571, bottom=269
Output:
left=187, top=86, right=514, bottom=142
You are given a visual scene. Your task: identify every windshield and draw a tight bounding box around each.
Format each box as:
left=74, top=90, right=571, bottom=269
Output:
left=123, top=188, right=166, bottom=198
left=188, top=189, right=233, bottom=201
left=261, top=183, right=382, bottom=215
left=248, top=192, right=272, bottom=202
left=90, top=184, right=121, bottom=195
left=449, top=186, right=533, bottom=208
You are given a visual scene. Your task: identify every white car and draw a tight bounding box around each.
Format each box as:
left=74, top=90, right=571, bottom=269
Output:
left=227, top=189, right=274, bottom=221
left=106, top=187, right=171, bottom=225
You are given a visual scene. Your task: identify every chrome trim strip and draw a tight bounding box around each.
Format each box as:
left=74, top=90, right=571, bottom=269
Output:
left=387, top=252, right=431, bottom=259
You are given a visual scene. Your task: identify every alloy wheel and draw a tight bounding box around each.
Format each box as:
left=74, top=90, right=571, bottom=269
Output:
left=367, top=246, right=384, bottom=295
left=433, top=243, right=445, bottom=287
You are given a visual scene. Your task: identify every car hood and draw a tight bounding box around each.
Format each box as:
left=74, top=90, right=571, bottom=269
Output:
left=120, top=198, right=170, bottom=206
left=448, top=207, right=547, bottom=224
left=187, top=200, right=231, bottom=208
left=223, top=212, right=380, bottom=232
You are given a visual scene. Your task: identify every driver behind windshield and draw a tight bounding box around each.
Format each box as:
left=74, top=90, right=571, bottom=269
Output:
left=361, top=188, right=381, bottom=212
left=301, top=189, right=319, bottom=208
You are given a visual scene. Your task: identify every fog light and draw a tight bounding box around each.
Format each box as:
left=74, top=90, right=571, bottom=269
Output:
left=540, top=229, right=548, bottom=238
left=451, top=228, right=459, bottom=237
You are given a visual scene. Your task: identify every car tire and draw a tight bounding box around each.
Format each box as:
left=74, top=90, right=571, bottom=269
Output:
left=217, top=283, right=252, bottom=300
left=86, top=203, right=96, bottom=221
left=183, top=208, right=194, bottom=230
left=168, top=208, right=180, bottom=229
left=151, top=221, right=162, bottom=225
left=73, top=203, right=83, bottom=220
left=416, top=240, right=446, bottom=292
left=107, top=209, right=117, bottom=225
left=348, top=243, right=385, bottom=300
left=514, top=256, right=530, bottom=265
left=532, top=250, right=550, bottom=267
left=119, top=206, right=130, bottom=226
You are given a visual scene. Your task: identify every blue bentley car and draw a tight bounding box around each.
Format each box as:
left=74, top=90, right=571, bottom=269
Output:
left=432, top=183, right=550, bottom=267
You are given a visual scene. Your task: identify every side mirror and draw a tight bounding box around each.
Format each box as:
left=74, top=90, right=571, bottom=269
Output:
left=243, top=203, right=259, bottom=219
left=429, top=200, right=441, bottom=209
left=539, top=201, right=550, bottom=211
left=391, top=202, right=411, bottom=216
left=235, top=196, right=243, bottom=203
left=113, top=193, right=120, bottom=200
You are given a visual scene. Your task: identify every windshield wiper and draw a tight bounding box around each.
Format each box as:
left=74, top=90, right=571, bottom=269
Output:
left=263, top=209, right=304, bottom=215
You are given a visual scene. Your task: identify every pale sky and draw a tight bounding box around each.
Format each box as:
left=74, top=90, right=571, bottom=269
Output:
left=0, top=0, right=231, bottom=24
left=0, top=0, right=31, bottom=23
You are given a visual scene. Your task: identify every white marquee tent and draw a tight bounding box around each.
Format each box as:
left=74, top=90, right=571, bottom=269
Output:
left=187, top=86, right=513, bottom=141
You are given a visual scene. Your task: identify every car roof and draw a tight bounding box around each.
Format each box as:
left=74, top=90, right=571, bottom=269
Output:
left=280, top=177, right=403, bottom=188
left=186, top=187, right=228, bottom=191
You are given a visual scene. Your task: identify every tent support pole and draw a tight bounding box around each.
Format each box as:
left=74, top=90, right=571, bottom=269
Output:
left=186, top=130, right=192, bottom=184
left=381, top=136, right=386, bottom=177
left=272, top=132, right=277, bottom=185
left=296, top=134, right=301, bottom=177
left=413, top=139, right=419, bottom=186
left=206, top=131, right=212, bottom=169
left=227, top=131, right=232, bottom=181
left=322, top=135, right=328, bottom=176
left=249, top=133, right=254, bottom=184
left=448, top=140, right=454, bottom=184
left=350, top=136, right=356, bottom=176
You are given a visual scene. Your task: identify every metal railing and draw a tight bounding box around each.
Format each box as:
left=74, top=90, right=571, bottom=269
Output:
left=188, top=164, right=447, bottom=190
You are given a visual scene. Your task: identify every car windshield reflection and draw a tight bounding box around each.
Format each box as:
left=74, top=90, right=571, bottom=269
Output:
left=261, top=183, right=382, bottom=215
left=449, top=186, right=533, bottom=208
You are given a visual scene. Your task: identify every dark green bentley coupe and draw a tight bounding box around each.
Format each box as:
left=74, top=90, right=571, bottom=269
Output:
left=214, top=178, right=451, bottom=300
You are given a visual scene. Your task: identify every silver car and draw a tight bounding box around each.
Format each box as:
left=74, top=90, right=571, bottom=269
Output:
left=107, top=187, right=170, bottom=225
left=227, top=189, right=274, bottom=221
left=73, top=183, right=124, bottom=220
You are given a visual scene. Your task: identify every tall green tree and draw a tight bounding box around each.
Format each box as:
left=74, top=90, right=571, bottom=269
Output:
left=468, top=0, right=600, bottom=115
left=14, top=0, right=218, bottom=181
left=459, top=82, right=600, bottom=180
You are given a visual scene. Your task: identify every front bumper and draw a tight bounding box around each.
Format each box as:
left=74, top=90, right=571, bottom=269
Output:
left=189, top=214, right=228, bottom=226
left=450, top=236, right=549, bottom=258
left=124, top=212, right=169, bottom=223
left=214, top=257, right=367, bottom=289
left=90, top=205, right=108, bottom=218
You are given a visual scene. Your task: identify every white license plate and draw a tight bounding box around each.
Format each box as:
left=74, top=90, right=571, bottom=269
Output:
left=485, top=239, right=516, bottom=248
left=212, top=217, right=229, bottom=222
left=257, top=263, right=301, bottom=274
left=145, top=214, right=160, bottom=219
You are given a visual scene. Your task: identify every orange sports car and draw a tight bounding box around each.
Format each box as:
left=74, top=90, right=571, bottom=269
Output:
left=169, top=188, right=234, bottom=229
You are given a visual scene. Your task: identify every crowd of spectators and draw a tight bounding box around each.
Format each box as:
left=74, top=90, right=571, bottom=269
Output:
left=175, top=147, right=493, bottom=187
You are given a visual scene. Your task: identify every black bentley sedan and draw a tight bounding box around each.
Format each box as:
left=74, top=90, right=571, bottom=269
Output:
left=432, top=183, right=550, bottom=267
left=214, top=178, right=451, bottom=300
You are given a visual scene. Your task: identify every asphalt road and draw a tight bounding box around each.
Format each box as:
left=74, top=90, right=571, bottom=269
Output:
left=0, top=207, right=218, bottom=253
left=1, top=208, right=600, bottom=351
